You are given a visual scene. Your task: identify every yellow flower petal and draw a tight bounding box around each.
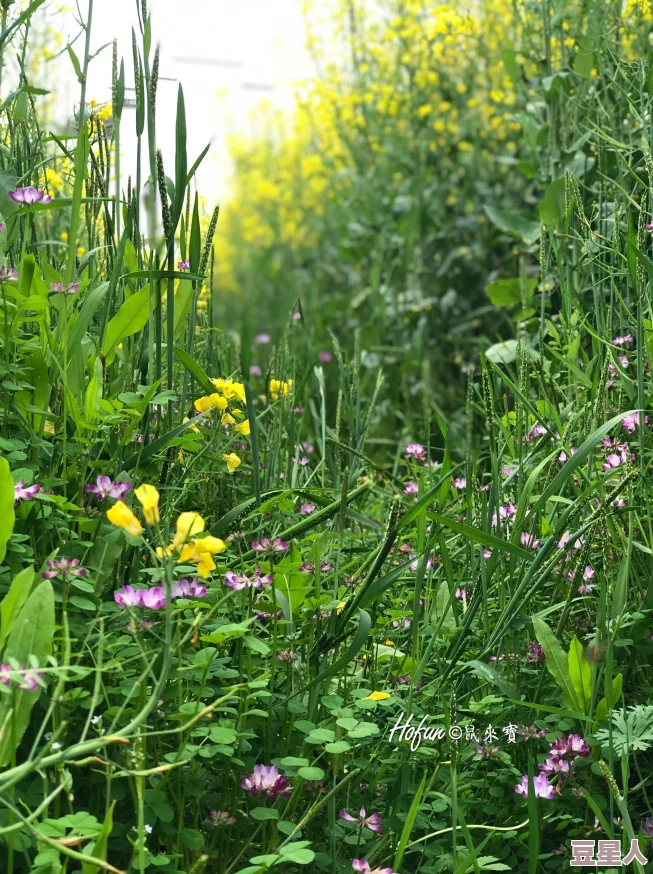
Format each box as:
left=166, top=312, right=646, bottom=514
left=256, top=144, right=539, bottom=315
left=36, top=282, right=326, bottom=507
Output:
left=172, top=512, right=205, bottom=550
left=362, top=691, right=391, bottom=701
left=107, top=501, right=143, bottom=536
left=134, top=484, right=160, bottom=524
left=223, top=452, right=241, bottom=473
left=235, top=419, right=250, bottom=436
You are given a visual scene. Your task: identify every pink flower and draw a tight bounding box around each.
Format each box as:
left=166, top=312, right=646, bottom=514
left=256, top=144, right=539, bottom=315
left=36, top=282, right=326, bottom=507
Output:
left=292, top=311, right=301, bottom=321
left=0, top=664, right=43, bottom=690
left=84, top=476, right=132, bottom=500
left=0, top=266, right=18, bottom=281
left=177, top=259, right=190, bottom=270
left=539, top=756, right=570, bottom=775
left=209, top=809, right=236, bottom=827
left=291, top=455, right=310, bottom=466
left=114, top=585, right=143, bottom=608
left=525, top=424, right=547, bottom=441
left=299, top=560, right=334, bottom=573
left=403, top=481, right=418, bottom=495
left=171, top=578, right=207, bottom=599
left=409, top=554, right=434, bottom=572
left=339, top=807, right=383, bottom=833
left=317, top=351, right=332, bottom=362
left=527, top=641, right=545, bottom=664
left=276, top=649, right=299, bottom=661
left=558, top=447, right=577, bottom=462
left=141, top=587, right=166, bottom=610
left=224, top=568, right=273, bottom=591
left=514, top=773, right=556, bottom=799
left=520, top=532, right=541, bottom=550
left=41, top=557, right=87, bottom=579
left=405, top=443, right=426, bottom=462
left=50, top=282, right=80, bottom=295
left=352, top=861, right=397, bottom=874
left=612, top=334, right=633, bottom=346
left=299, top=502, right=316, bottom=516
left=254, top=333, right=271, bottom=344
left=452, top=477, right=467, bottom=489
left=14, top=479, right=41, bottom=505
left=241, top=764, right=292, bottom=799
left=19, top=670, right=43, bottom=691
left=8, top=186, right=52, bottom=205
left=455, top=587, right=467, bottom=599
left=621, top=412, right=649, bottom=433
left=249, top=364, right=262, bottom=377
left=491, top=503, right=517, bottom=526
left=251, top=537, right=288, bottom=555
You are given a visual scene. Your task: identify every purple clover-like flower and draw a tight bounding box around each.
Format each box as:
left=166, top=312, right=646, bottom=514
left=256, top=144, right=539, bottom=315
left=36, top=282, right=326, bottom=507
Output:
left=317, top=351, right=332, bottom=362
left=455, top=587, right=467, bottom=599
left=249, top=364, right=262, bottom=377
left=0, top=266, right=18, bottom=281
left=114, top=585, right=143, bottom=609
left=514, top=773, right=556, bottom=799
left=84, top=475, right=132, bottom=501
left=299, top=560, right=334, bottom=573
left=404, top=443, right=426, bottom=462
left=42, top=557, right=87, bottom=579
left=14, top=479, right=41, bottom=505
left=276, top=649, right=299, bottom=662
left=339, top=807, right=383, bottom=834
left=50, top=282, right=80, bottom=295
left=352, top=861, right=397, bottom=874
left=525, top=424, right=547, bottom=441
left=224, top=568, right=273, bottom=591
left=9, top=186, right=52, bottom=205
left=452, top=477, right=466, bottom=489
left=251, top=537, right=288, bottom=556
left=140, top=587, right=166, bottom=610
left=621, top=412, right=649, bottom=434
left=209, top=809, right=236, bottom=827
left=527, top=641, right=545, bottom=664
left=612, top=334, right=634, bottom=346
left=177, top=259, right=190, bottom=270
left=0, top=664, right=43, bottom=690
left=299, top=502, right=316, bottom=516
left=171, top=578, right=207, bottom=599
left=241, top=764, right=292, bottom=799
left=641, top=816, right=653, bottom=836
left=403, top=481, right=418, bottom=496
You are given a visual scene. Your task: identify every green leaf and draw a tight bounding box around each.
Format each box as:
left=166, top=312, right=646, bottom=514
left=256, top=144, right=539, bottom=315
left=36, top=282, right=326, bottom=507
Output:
left=532, top=617, right=578, bottom=711
left=296, top=609, right=372, bottom=697
left=173, top=85, right=188, bottom=230
left=0, top=458, right=16, bottom=565
left=179, top=828, right=204, bottom=850
left=0, top=580, right=55, bottom=766
left=485, top=277, right=538, bottom=307
left=0, top=566, right=35, bottom=654
left=169, top=279, right=194, bottom=339
left=568, top=635, right=591, bottom=714
left=102, top=286, right=151, bottom=364
left=596, top=673, right=623, bottom=723
left=298, top=767, right=325, bottom=780
left=173, top=346, right=216, bottom=395
left=484, top=206, right=540, bottom=244
left=573, top=35, right=594, bottom=77
left=278, top=846, right=315, bottom=865
left=539, top=177, right=567, bottom=230
left=250, top=808, right=279, bottom=821
left=81, top=802, right=115, bottom=873
left=325, top=741, right=351, bottom=754
left=394, top=772, right=427, bottom=871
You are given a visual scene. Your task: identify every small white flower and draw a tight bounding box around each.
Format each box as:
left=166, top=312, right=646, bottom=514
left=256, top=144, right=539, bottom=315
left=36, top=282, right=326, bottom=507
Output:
left=51, top=742, right=61, bottom=750
left=144, top=824, right=153, bottom=834
left=91, top=715, right=101, bottom=725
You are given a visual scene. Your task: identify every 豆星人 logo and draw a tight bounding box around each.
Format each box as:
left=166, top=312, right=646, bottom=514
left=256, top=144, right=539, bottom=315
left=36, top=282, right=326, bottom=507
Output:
left=570, top=838, right=647, bottom=867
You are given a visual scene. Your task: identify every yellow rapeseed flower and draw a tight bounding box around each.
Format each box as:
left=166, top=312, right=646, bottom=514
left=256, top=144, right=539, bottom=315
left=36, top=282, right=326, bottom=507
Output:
left=223, top=453, right=241, bottom=473
left=195, top=393, right=228, bottom=413
left=235, top=419, right=250, bottom=436
left=134, top=484, right=160, bottom=524
left=107, top=501, right=143, bottom=536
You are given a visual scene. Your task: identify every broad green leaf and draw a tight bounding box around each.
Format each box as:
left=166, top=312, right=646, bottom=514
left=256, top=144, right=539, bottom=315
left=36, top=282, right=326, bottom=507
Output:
left=0, top=580, right=55, bottom=765
left=532, top=617, right=578, bottom=711
left=0, top=458, right=16, bottom=565
left=539, top=177, right=567, bottom=229
left=596, top=673, right=623, bottom=724
left=485, top=277, right=538, bottom=307
left=0, top=566, right=35, bottom=654
left=567, top=635, right=591, bottom=714
left=102, top=286, right=151, bottom=364
left=484, top=206, right=540, bottom=244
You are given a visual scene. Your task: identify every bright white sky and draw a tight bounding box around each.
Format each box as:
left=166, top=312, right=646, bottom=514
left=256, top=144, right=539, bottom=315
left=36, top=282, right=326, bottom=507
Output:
left=50, top=0, right=318, bottom=203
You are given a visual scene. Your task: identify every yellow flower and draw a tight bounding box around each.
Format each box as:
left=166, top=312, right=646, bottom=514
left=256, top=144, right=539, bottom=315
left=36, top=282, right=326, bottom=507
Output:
left=223, top=453, right=241, bottom=473
left=231, top=408, right=245, bottom=418
left=362, top=691, right=391, bottom=701
left=172, top=512, right=205, bottom=550
left=76, top=247, right=86, bottom=257
left=107, top=501, right=143, bottom=536
left=183, top=416, right=200, bottom=434
left=384, top=640, right=395, bottom=647
left=224, top=381, right=246, bottom=404
left=179, top=535, right=227, bottom=578
left=235, top=419, right=250, bottom=436
left=134, top=484, right=160, bottom=524
left=195, top=393, right=228, bottom=413
left=60, top=231, right=68, bottom=242
left=221, top=412, right=236, bottom=425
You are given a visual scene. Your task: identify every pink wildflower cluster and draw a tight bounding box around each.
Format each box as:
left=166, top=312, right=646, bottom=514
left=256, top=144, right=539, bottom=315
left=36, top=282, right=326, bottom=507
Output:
left=241, top=764, right=292, bottom=799
left=114, top=579, right=206, bottom=610
left=0, top=664, right=43, bottom=691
